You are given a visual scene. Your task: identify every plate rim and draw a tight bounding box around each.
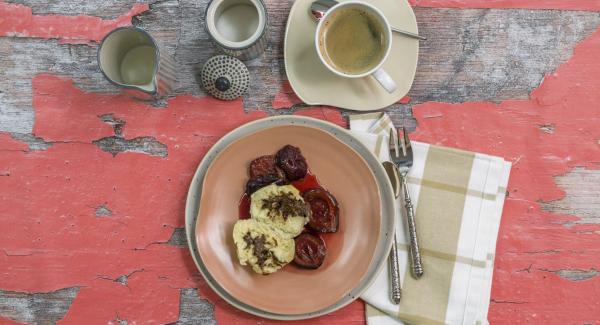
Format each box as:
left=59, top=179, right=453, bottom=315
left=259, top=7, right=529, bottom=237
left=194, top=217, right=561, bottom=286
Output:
left=185, top=116, right=395, bottom=320
left=195, top=123, right=382, bottom=314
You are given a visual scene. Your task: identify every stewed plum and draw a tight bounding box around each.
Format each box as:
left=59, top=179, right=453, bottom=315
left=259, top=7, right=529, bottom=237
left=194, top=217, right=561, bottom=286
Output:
left=246, top=174, right=286, bottom=195
left=240, top=145, right=340, bottom=272
left=246, top=155, right=286, bottom=194
left=302, top=188, right=339, bottom=233
left=275, top=145, right=308, bottom=181
left=294, top=233, right=327, bottom=269
left=249, top=155, right=286, bottom=180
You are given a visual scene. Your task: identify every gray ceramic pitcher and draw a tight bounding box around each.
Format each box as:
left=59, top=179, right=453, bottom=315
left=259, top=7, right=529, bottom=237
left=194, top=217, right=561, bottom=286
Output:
left=98, top=27, right=177, bottom=99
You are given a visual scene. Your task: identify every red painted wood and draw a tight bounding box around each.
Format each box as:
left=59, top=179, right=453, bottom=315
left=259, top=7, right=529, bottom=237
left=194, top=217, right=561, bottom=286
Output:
left=0, top=317, right=26, bottom=325
left=0, top=133, right=28, bottom=152
left=3, top=30, right=600, bottom=322
left=398, top=96, right=411, bottom=104
left=1, top=1, right=600, bottom=323
left=1, top=0, right=599, bottom=49
left=411, top=28, right=600, bottom=324
left=0, top=75, right=357, bottom=324
left=272, top=80, right=302, bottom=109
left=0, top=75, right=264, bottom=323
left=294, top=106, right=347, bottom=126
left=408, top=0, right=600, bottom=10
left=0, top=2, right=148, bottom=44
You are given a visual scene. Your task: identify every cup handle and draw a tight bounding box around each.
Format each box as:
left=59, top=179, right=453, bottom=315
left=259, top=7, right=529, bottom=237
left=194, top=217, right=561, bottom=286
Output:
left=372, top=68, right=397, bottom=93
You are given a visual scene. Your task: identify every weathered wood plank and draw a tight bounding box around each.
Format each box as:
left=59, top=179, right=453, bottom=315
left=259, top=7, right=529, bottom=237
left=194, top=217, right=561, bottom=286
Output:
left=1, top=2, right=599, bottom=133
left=408, top=0, right=600, bottom=11
left=410, top=8, right=600, bottom=103
left=410, top=24, right=600, bottom=322
left=0, top=287, right=79, bottom=324
left=14, top=0, right=600, bottom=14
left=1, top=1, right=600, bottom=324
left=540, top=168, right=600, bottom=226
left=13, top=0, right=151, bottom=18
left=168, top=288, right=216, bottom=325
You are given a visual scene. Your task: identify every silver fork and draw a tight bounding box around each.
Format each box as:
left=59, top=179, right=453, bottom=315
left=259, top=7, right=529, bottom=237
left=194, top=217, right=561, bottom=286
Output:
left=390, top=127, right=424, bottom=279
left=383, top=160, right=402, bottom=303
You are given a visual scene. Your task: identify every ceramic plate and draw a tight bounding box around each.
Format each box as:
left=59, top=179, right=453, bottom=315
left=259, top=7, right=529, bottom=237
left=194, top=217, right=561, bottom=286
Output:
left=284, top=0, right=419, bottom=111
left=185, top=116, right=395, bottom=319
left=196, top=125, right=381, bottom=315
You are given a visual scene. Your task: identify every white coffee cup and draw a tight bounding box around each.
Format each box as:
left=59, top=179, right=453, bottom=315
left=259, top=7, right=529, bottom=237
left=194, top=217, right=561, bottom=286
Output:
left=315, top=1, right=397, bottom=93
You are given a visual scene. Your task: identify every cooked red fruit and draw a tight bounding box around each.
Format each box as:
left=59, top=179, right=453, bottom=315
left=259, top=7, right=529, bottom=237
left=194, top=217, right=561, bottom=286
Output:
left=303, top=188, right=339, bottom=233
left=294, top=233, right=327, bottom=269
left=249, top=155, right=286, bottom=180
left=275, top=145, right=308, bottom=181
left=246, top=155, right=286, bottom=194
left=245, top=174, right=285, bottom=195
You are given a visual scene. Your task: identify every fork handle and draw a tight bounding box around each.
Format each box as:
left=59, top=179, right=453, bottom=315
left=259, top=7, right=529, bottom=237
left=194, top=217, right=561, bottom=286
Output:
left=402, top=175, right=424, bottom=279
left=388, top=233, right=402, bottom=304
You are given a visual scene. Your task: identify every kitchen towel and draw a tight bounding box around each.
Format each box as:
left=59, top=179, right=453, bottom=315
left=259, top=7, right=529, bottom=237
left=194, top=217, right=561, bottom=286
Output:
left=349, top=113, right=511, bottom=325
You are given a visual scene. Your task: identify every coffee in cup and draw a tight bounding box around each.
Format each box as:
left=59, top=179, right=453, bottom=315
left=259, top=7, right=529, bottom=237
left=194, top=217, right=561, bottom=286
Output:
left=318, top=7, right=386, bottom=75
left=315, top=1, right=397, bottom=93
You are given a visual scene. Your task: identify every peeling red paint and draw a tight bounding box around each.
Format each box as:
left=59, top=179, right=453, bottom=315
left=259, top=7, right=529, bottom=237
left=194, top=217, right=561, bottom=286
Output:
left=398, top=96, right=411, bottom=104
left=2, top=7, right=600, bottom=325
left=0, top=2, right=149, bottom=44
left=215, top=298, right=365, bottom=325
left=0, top=133, right=28, bottom=151
left=0, top=74, right=361, bottom=323
left=411, top=28, right=600, bottom=323
left=195, top=272, right=365, bottom=324
left=64, top=270, right=181, bottom=324
left=409, top=0, right=600, bottom=11
left=0, top=75, right=265, bottom=323
left=294, top=106, right=348, bottom=127
left=272, top=80, right=303, bottom=109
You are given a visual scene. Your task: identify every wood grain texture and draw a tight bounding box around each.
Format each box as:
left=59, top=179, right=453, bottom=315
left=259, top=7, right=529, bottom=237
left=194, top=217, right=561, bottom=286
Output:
left=411, top=8, right=600, bottom=104
left=408, top=0, right=600, bottom=11
left=541, top=168, right=600, bottom=226
left=0, top=2, right=148, bottom=43
left=1, top=0, right=600, bottom=324
left=0, top=287, right=79, bottom=324
left=1, top=2, right=599, bottom=133
left=167, top=289, right=216, bottom=325
left=411, top=25, right=600, bottom=323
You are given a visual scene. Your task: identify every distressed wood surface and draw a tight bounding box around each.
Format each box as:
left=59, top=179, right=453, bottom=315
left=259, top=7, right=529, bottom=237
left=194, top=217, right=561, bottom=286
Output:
left=0, top=0, right=599, bottom=324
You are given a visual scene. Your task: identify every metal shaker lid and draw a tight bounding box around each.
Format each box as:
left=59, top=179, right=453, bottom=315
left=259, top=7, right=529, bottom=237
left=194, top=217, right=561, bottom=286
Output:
left=201, top=55, right=250, bottom=101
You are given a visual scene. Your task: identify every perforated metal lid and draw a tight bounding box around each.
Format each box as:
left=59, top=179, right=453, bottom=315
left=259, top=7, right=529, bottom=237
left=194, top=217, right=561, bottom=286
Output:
left=201, top=55, right=250, bottom=101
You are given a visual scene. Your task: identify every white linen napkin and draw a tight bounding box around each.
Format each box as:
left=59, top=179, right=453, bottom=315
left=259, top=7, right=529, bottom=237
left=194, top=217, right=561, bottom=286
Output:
left=349, top=113, right=511, bottom=325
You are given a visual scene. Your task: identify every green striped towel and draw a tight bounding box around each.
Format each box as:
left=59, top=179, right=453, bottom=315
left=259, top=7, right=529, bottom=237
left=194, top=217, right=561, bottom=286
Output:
left=349, top=113, right=511, bottom=325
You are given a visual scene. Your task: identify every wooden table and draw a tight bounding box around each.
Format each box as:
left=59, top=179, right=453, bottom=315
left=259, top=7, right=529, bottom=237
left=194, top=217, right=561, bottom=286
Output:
left=1, top=0, right=599, bottom=324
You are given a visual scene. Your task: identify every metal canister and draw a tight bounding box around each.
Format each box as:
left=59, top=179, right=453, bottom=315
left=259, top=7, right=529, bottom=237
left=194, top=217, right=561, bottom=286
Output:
left=205, top=0, right=268, bottom=61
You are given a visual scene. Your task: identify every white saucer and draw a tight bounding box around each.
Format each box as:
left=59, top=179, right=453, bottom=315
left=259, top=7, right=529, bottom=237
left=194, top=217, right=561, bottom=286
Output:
left=284, top=0, right=419, bottom=111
